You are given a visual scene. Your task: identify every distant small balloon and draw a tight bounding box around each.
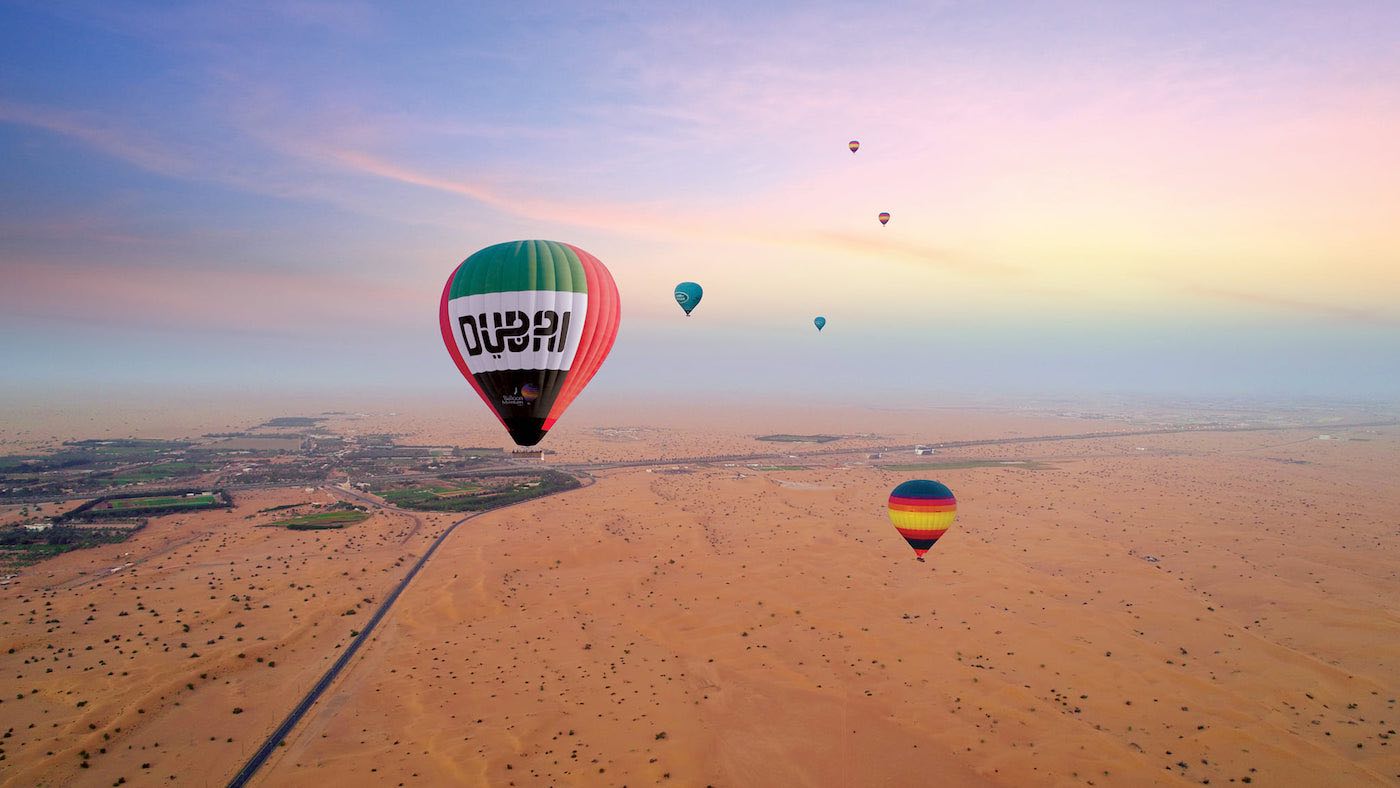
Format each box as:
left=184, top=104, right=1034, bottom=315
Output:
left=878, top=212, right=890, bottom=225
left=674, top=281, right=703, bottom=316
left=888, top=480, right=957, bottom=560
left=814, top=316, right=826, bottom=331
left=848, top=140, right=860, bottom=153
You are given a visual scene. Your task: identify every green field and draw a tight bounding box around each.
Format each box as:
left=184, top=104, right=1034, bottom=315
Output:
left=375, top=471, right=579, bottom=513
left=270, top=510, right=370, bottom=530
left=881, top=459, right=1055, bottom=471
left=756, top=434, right=842, bottom=443
left=379, top=483, right=484, bottom=508
left=110, top=494, right=216, bottom=510
left=109, top=461, right=213, bottom=485
left=262, top=417, right=322, bottom=427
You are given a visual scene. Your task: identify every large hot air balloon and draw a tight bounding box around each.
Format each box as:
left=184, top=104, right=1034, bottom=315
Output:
left=674, top=281, right=703, bottom=316
left=878, top=212, right=890, bottom=226
left=814, top=316, right=826, bottom=331
left=848, top=140, right=860, bottom=153
left=440, top=240, right=620, bottom=447
left=888, top=480, right=956, bottom=561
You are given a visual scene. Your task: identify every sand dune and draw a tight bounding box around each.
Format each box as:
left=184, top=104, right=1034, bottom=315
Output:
left=2, top=415, right=1396, bottom=786
left=266, top=426, right=1399, bottom=786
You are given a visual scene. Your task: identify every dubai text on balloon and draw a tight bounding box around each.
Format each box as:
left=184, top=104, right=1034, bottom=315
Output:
left=440, top=240, right=620, bottom=447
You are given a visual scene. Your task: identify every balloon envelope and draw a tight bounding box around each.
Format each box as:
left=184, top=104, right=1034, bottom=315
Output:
left=440, top=240, right=620, bottom=446
left=878, top=212, right=890, bottom=225
left=888, top=480, right=956, bottom=558
left=674, top=281, right=703, bottom=316
left=814, top=316, right=826, bottom=331
left=848, top=140, right=860, bottom=153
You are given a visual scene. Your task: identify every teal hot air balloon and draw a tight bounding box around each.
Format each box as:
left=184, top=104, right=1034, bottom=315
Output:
left=814, top=316, right=827, bottom=332
left=674, top=281, right=703, bottom=316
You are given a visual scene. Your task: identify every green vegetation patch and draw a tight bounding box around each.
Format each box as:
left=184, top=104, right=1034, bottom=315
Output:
left=375, top=470, right=579, bottom=513
left=261, top=417, right=323, bottom=427
left=881, top=459, right=1055, bottom=471
left=61, top=489, right=233, bottom=521
left=0, top=524, right=143, bottom=567
left=755, top=434, right=843, bottom=443
left=257, top=502, right=313, bottom=513
left=753, top=465, right=809, bottom=471
left=379, top=483, right=484, bottom=508
left=270, top=510, right=370, bottom=530
left=109, top=494, right=216, bottom=510
left=108, top=461, right=215, bottom=485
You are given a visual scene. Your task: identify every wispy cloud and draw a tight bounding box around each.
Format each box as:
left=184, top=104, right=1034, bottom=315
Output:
left=1, top=259, right=422, bottom=336
left=1184, top=284, right=1399, bottom=326
left=0, top=101, right=196, bottom=179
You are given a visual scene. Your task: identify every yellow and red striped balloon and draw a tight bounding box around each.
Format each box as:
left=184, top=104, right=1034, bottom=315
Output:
left=888, top=480, right=956, bottom=559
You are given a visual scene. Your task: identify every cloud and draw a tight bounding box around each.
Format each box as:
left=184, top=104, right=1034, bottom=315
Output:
left=803, top=230, right=1021, bottom=277
left=0, top=259, right=423, bottom=337
left=1184, top=284, right=1399, bottom=326
left=0, top=101, right=197, bottom=179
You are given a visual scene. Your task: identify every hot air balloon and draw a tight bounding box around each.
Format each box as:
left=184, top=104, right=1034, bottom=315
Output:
left=848, top=140, right=860, bottom=153
left=814, top=316, right=826, bottom=331
left=888, top=480, right=956, bottom=561
left=674, top=281, right=703, bottom=316
left=878, top=212, right=890, bottom=226
left=440, top=240, right=620, bottom=447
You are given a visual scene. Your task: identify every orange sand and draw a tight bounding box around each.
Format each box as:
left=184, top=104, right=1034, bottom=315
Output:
left=1, top=413, right=1397, bottom=786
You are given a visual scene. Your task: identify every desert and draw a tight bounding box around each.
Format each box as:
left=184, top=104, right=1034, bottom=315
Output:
left=2, top=403, right=1396, bottom=786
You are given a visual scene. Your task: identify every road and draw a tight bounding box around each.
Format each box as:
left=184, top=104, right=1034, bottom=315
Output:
left=225, top=475, right=592, bottom=788
left=217, top=417, right=1400, bottom=785
left=4, top=419, right=1393, bottom=507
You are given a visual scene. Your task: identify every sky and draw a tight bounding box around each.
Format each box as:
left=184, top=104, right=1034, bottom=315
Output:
left=2, top=0, right=1399, bottom=410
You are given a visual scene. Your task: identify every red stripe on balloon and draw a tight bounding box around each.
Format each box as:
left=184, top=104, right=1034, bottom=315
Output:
left=439, top=263, right=505, bottom=428
left=544, top=244, right=620, bottom=427
left=888, top=495, right=956, bottom=507
left=896, top=528, right=948, bottom=539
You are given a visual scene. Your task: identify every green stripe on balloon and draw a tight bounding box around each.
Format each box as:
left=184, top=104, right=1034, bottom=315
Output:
left=449, top=240, right=589, bottom=298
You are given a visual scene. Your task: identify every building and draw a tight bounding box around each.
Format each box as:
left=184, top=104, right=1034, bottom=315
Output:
left=914, top=445, right=936, bottom=456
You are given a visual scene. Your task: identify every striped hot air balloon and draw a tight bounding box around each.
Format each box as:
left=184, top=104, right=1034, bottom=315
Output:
left=848, top=140, right=860, bottom=153
left=888, top=480, right=957, bottom=560
left=440, top=240, right=620, bottom=447
left=878, top=212, right=890, bottom=225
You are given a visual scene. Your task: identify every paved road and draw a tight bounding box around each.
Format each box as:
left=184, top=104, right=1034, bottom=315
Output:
left=225, top=475, right=592, bottom=788
left=218, top=417, right=1400, bottom=785
left=6, top=419, right=1393, bottom=507
left=553, top=418, right=1399, bottom=472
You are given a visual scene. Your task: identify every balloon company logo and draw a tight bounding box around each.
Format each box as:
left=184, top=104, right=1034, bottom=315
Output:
left=457, top=310, right=573, bottom=359
left=674, top=292, right=689, bottom=304
left=520, top=383, right=541, bottom=402
left=501, top=387, right=527, bottom=407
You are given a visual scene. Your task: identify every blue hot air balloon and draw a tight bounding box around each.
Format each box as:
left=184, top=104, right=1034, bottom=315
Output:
left=814, top=316, right=827, bottom=332
left=674, top=281, right=703, bottom=316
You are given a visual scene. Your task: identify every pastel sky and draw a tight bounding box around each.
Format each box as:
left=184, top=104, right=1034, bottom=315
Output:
left=2, top=0, right=1398, bottom=407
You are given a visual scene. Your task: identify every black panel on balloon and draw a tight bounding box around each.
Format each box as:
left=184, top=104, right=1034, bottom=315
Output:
left=471, top=369, right=569, bottom=446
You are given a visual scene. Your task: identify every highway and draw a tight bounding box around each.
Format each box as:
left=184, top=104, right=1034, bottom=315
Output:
left=225, top=476, right=592, bottom=788
left=217, top=416, right=1400, bottom=785
left=5, top=419, right=1393, bottom=507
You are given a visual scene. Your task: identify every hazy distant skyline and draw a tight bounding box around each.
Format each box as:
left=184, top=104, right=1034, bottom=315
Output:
left=3, top=1, right=1398, bottom=404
